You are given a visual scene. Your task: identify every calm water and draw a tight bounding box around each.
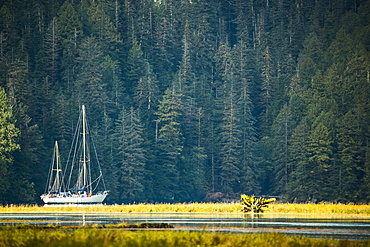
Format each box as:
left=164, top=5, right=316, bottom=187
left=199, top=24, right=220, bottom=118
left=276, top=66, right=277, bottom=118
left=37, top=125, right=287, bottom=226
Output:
left=1, top=212, right=370, bottom=240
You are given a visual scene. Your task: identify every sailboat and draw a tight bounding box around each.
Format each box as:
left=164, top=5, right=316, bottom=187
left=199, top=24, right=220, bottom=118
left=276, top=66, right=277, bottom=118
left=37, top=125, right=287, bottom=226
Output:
left=40, top=105, right=108, bottom=204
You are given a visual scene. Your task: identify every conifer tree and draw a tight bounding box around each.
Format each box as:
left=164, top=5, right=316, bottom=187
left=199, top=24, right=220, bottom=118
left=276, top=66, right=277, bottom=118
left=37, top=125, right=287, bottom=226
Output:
left=153, top=88, right=183, bottom=201
left=261, top=46, right=273, bottom=113
left=58, top=1, right=82, bottom=48
left=286, top=117, right=311, bottom=202
left=151, top=0, right=177, bottom=91
left=114, top=107, right=146, bottom=202
left=126, top=39, right=147, bottom=104
left=336, top=110, right=364, bottom=201
left=75, top=36, right=107, bottom=120
left=87, top=0, right=121, bottom=58
left=44, top=17, right=61, bottom=85
left=214, top=39, right=239, bottom=194
left=130, top=0, right=156, bottom=50
left=50, top=91, right=70, bottom=148
left=93, top=112, right=116, bottom=203
left=174, top=20, right=207, bottom=201
left=364, top=144, right=370, bottom=201
left=101, top=56, right=124, bottom=115
left=57, top=1, right=82, bottom=92
left=11, top=121, right=42, bottom=203
left=7, top=59, right=43, bottom=203
left=307, top=116, right=334, bottom=201
left=186, top=2, right=218, bottom=197
left=232, top=41, right=259, bottom=195
left=0, top=4, right=14, bottom=87
left=271, top=104, right=291, bottom=195
left=135, top=61, right=159, bottom=117
left=219, top=86, right=242, bottom=194
left=0, top=87, right=20, bottom=203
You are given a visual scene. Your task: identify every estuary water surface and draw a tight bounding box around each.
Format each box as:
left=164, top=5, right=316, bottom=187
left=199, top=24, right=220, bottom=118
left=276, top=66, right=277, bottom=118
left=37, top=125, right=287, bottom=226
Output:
left=1, top=212, right=370, bottom=240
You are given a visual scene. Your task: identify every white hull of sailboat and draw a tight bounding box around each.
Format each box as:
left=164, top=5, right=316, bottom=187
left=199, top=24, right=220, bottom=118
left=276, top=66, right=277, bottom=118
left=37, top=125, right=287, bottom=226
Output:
left=41, top=193, right=107, bottom=204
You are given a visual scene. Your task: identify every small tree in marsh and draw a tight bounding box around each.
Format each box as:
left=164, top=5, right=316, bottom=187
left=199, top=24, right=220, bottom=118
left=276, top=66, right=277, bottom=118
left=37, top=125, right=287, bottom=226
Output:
left=240, top=194, right=276, bottom=213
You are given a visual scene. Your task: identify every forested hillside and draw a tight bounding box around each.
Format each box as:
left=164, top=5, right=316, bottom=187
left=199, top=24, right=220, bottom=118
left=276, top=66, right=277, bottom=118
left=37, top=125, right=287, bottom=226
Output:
left=0, top=0, right=370, bottom=204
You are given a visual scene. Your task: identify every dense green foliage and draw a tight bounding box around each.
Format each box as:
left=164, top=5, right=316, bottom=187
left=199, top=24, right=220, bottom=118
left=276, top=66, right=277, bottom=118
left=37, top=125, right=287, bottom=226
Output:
left=0, top=0, right=370, bottom=204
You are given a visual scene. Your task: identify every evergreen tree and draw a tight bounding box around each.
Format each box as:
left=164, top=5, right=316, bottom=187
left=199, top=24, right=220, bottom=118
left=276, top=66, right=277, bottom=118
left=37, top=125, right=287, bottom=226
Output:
left=130, top=0, right=156, bottom=50
left=286, top=117, right=311, bottom=202
left=135, top=61, right=159, bottom=118
left=74, top=36, right=107, bottom=120
left=57, top=0, right=82, bottom=93
left=307, top=115, right=334, bottom=201
left=11, top=121, right=43, bottom=203
left=114, top=107, right=146, bottom=202
left=93, top=112, right=116, bottom=204
left=5, top=57, right=43, bottom=203
left=260, top=45, right=273, bottom=119
left=213, top=39, right=240, bottom=194
left=175, top=20, right=207, bottom=201
left=219, top=86, right=242, bottom=194
left=153, top=88, right=183, bottom=201
left=0, top=87, right=20, bottom=203
left=103, top=55, right=124, bottom=110
left=50, top=91, right=70, bottom=148
left=271, top=104, right=291, bottom=195
left=58, top=1, right=82, bottom=48
left=125, top=39, right=147, bottom=104
left=186, top=2, right=218, bottom=197
left=87, top=0, right=121, bottom=58
left=336, top=110, right=365, bottom=201
left=232, top=41, right=259, bottom=195
left=44, top=17, right=61, bottom=85
left=151, top=0, right=178, bottom=92
left=0, top=4, right=15, bottom=87
left=364, top=140, right=370, bottom=201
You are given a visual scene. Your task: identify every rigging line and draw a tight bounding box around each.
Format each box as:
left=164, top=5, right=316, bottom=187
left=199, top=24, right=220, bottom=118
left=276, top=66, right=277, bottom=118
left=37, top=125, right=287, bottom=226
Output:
left=89, top=121, right=107, bottom=191
left=75, top=165, right=84, bottom=189
left=91, top=173, right=102, bottom=192
left=44, top=146, right=55, bottom=193
left=87, top=134, right=92, bottom=192
left=72, top=162, right=84, bottom=189
left=55, top=142, right=67, bottom=193
left=65, top=110, right=82, bottom=190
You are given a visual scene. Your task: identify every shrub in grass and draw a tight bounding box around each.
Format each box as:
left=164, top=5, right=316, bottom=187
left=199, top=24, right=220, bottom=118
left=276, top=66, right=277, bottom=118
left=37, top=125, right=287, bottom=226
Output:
left=240, top=195, right=276, bottom=213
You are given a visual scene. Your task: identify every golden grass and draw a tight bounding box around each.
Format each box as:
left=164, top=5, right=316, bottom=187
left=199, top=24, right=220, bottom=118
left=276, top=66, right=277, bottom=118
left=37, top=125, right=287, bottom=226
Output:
left=1, top=202, right=370, bottom=216
left=0, top=203, right=240, bottom=214
left=0, top=228, right=367, bottom=247
left=269, top=203, right=370, bottom=216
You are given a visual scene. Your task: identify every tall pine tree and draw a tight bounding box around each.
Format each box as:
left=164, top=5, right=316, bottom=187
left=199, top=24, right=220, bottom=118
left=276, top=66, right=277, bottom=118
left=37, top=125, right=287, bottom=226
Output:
left=114, top=107, right=146, bottom=202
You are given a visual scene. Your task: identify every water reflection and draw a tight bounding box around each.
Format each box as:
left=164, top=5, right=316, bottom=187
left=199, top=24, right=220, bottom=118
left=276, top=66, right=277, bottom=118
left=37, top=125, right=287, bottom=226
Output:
left=0, top=213, right=369, bottom=239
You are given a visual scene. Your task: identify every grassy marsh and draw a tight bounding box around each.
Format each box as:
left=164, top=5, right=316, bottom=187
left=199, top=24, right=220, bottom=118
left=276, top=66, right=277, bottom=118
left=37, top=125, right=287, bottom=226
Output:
left=0, top=227, right=368, bottom=247
left=1, top=203, right=370, bottom=216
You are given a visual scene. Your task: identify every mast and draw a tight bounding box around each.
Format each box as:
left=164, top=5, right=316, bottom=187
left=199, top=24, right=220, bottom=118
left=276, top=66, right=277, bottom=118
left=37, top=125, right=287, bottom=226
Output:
left=51, top=141, right=62, bottom=192
left=82, top=105, right=87, bottom=190
left=55, top=141, right=60, bottom=190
